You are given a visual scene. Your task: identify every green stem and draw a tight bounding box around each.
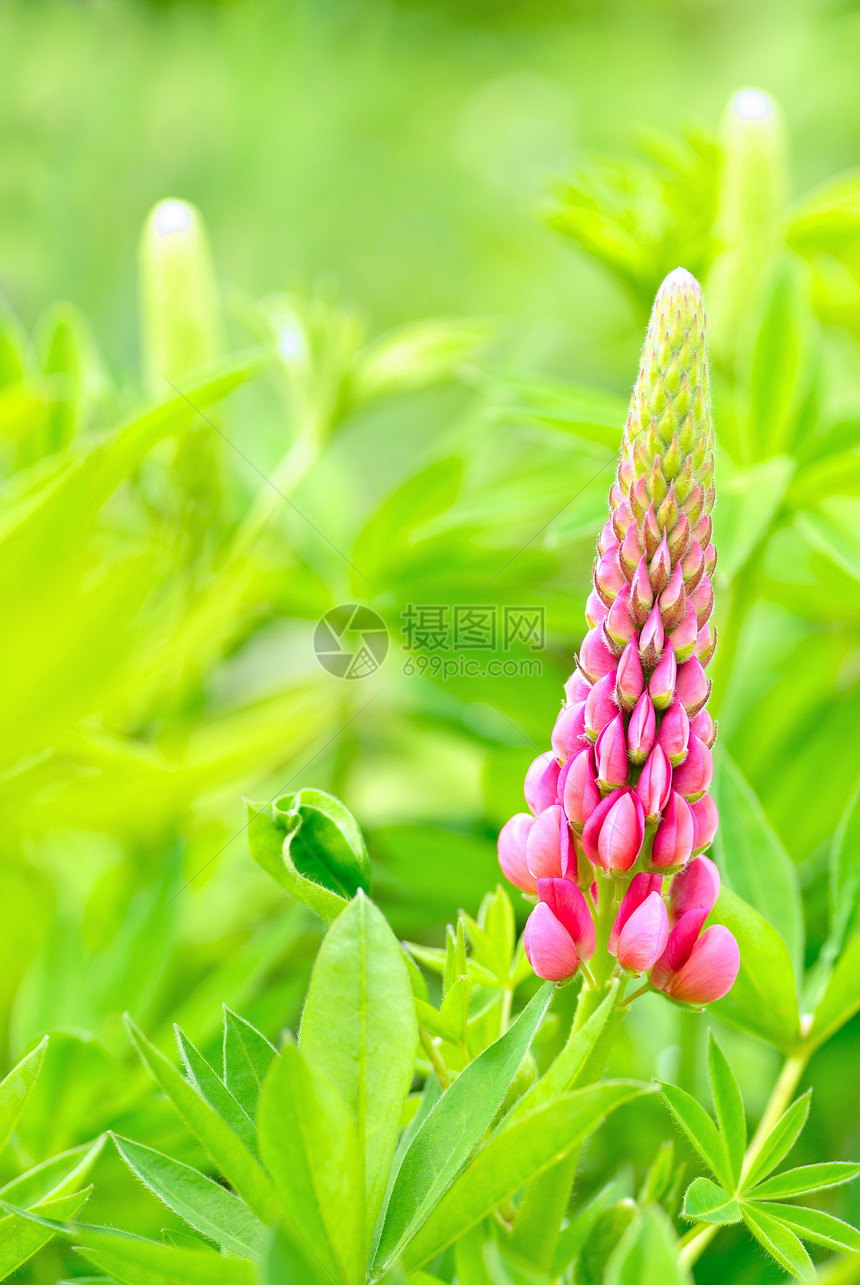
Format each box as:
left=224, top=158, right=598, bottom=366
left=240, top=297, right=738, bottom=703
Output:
left=679, top=1051, right=809, bottom=1267
left=419, top=1030, right=451, bottom=1092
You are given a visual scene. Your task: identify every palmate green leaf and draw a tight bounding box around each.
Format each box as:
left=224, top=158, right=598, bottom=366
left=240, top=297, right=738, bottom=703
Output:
left=709, top=888, right=801, bottom=1052
left=713, top=757, right=804, bottom=977
left=174, top=1027, right=257, bottom=1155
left=402, top=1080, right=649, bottom=1268
left=124, top=1016, right=280, bottom=1226
left=741, top=1202, right=815, bottom=1282
left=0, top=1036, right=48, bottom=1154
left=111, top=1135, right=266, bottom=1258
left=742, top=1092, right=811, bottom=1190
left=657, top=1081, right=733, bottom=1193
left=681, top=1177, right=742, bottom=1225
left=257, top=1037, right=364, bottom=1285
left=222, top=1008, right=278, bottom=1119
left=760, top=1202, right=860, bottom=1253
left=0, top=1187, right=91, bottom=1277
left=605, top=1205, right=692, bottom=1285
left=748, top=1161, right=860, bottom=1200
left=374, top=982, right=553, bottom=1271
left=0, top=1136, right=104, bottom=1207
left=707, top=1033, right=746, bottom=1187
left=300, top=891, right=418, bottom=1237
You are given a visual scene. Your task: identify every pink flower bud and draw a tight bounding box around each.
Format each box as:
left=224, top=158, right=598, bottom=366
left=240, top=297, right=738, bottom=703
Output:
left=651, top=905, right=708, bottom=990
left=585, top=588, right=608, bottom=628
left=615, top=890, right=669, bottom=973
left=649, top=641, right=677, bottom=710
left=609, top=872, right=663, bottom=954
left=652, top=913, right=739, bottom=1005
left=560, top=746, right=601, bottom=830
left=667, top=509, right=691, bottom=561
left=690, top=574, right=714, bottom=630
left=595, top=545, right=627, bottom=604
left=630, top=555, right=654, bottom=625
left=597, top=519, right=615, bottom=555
left=672, top=735, right=713, bottom=802
left=627, top=692, right=656, bottom=764
left=704, top=543, right=717, bottom=577
left=584, top=671, right=618, bottom=740
left=524, top=751, right=561, bottom=815
left=616, top=638, right=644, bottom=711
left=523, top=902, right=579, bottom=981
left=690, top=708, right=716, bottom=747
left=659, top=563, right=685, bottom=630
left=656, top=695, right=690, bottom=766
left=690, top=794, right=719, bottom=854
left=642, top=503, right=661, bottom=557
left=579, top=628, right=618, bottom=684
left=612, top=497, right=635, bottom=540
left=695, top=624, right=717, bottom=667
left=682, top=539, right=704, bottom=589
left=670, top=854, right=720, bottom=920
left=551, top=702, right=587, bottom=763
left=581, top=787, right=645, bottom=871
left=631, top=477, right=649, bottom=520
left=669, top=598, right=699, bottom=663
left=605, top=588, right=636, bottom=650
left=651, top=791, right=696, bottom=867
left=525, top=804, right=573, bottom=881
left=639, top=603, right=665, bottom=670
left=498, top=813, right=537, bottom=893
left=536, top=876, right=596, bottom=961
left=649, top=534, right=671, bottom=594
left=636, top=745, right=672, bottom=821
left=620, top=522, right=643, bottom=571
left=693, top=513, right=712, bottom=547
left=676, top=657, right=711, bottom=717
left=595, top=714, right=629, bottom=792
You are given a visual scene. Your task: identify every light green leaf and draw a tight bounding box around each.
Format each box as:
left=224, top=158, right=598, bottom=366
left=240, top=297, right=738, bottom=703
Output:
left=0, top=1136, right=105, bottom=1206
left=374, top=982, right=553, bottom=1271
left=260, top=1228, right=331, bottom=1285
left=760, top=1202, right=860, bottom=1252
left=415, top=976, right=472, bottom=1045
left=746, top=263, right=810, bottom=461
left=797, top=497, right=860, bottom=582
left=404, top=1081, right=648, bottom=1268
left=175, top=1027, right=257, bottom=1155
left=742, top=1092, right=810, bottom=1190
left=713, top=455, right=794, bottom=579
left=124, top=1016, right=280, bottom=1226
left=709, top=888, right=800, bottom=1052
left=257, top=1037, right=364, bottom=1285
left=741, top=1202, right=815, bottom=1282
left=605, top=1205, right=692, bottom=1285
left=0, top=1187, right=91, bottom=1277
left=0, top=1036, right=48, bottom=1154
left=748, top=1160, right=860, bottom=1200
left=713, top=757, right=804, bottom=977
left=808, top=933, right=860, bottom=1049
left=707, top=1033, right=746, bottom=1188
left=657, top=1081, right=733, bottom=1193
left=826, top=780, right=860, bottom=960
left=276, top=789, right=371, bottom=899
left=681, top=1177, right=742, bottom=1225
left=550, top=1181, right=620, bottom=1277
left=246, top=799, right=348, bottom=924
left=300, top=891, right=418, bottom=1236
left=221, top=1008, right=278, bottom=1121
left=111, top=1135, right=266, bottom=1258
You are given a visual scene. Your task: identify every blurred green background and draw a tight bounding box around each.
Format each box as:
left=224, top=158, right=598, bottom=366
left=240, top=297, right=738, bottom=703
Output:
left=2, top=0, right=860, bottom=1280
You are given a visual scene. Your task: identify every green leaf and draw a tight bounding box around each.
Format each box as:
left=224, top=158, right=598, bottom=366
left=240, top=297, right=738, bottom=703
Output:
left=714, top=455, right=794, bottom=579
left=0, top=1187, right=91, bottom=1277
left=402, top=1080, right=649, bottom=1268
left=605, top=1205, right=692, bottom=1285
left=276, top=789, right=371, bottom=898
left=550, top=1181, right=620, bottom=1277
left=300, top=891, right=418, bottom=1235
left=221, top=1008, right=278, bottom=1120
left=709, top=888, right=800, bottom=1052
left=748, top=1160, right=860, bottom=1200
left=742, top=1092, right=810, bottom=1190
left=174, top=1027, right=257, bottom=1155
left=713, top=757, right=804, bottom=977
left=260, top=1228, right=331, bottom=1285
left=741, top=1202, right=815, bottom=1281
left=657, top=1081, right=733, bottom=1192
left=759, top=1202, right=860, bottom=1253
left=707, top=1033, right=746, bottom=1188
left=681, top=1177, right=742, bottom=1225
left=0, top=1036, right=48, bottom=1154
left=808, top=931, right=860, bottom=1050
left=827, top=779, right=860, bottom=958
left=374, top=981, right=553, bottom=1270
left=575, top=1200, right=639, bottom=1285
left=0, top=1136, right=105, bottom=1206
left=124, top=1016, right=280, bottom=1226
left=61, top=1218, right=253, bottom=1285
left=246, top=799, right=349, bottom=924
left=257, top=1036, right=364, bottom=1285
left=416, top=976, right=472, bottom=1045
left=746, top=263, right=811, bottom=461
left=111, top=1135, right=266, bottom=1258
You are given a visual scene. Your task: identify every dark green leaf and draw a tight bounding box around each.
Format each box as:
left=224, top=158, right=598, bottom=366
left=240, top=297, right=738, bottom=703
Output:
left=748, top=1160, right=860, bottom=1200
left=221, top=1008, right=278, bottom=1119
left=707, top=1033, right=746, bottom=1188
left=742, top=1092, right=810, bottom=1190
left=374, top=981, right=553, bottom=1270
left=681, top=1177, right=742, bottom=1225
left=657, top=1081, right=733, bottom=1192
left=741, top=1202, right=815, bottom=1281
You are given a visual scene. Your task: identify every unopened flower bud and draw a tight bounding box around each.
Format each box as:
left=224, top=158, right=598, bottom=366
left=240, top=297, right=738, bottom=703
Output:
left=670, top=854, right=721, bottom=920
left=659, top=563, right=686, bottom=630
left=676, top=657, right=711, bottom=717
left=595, top=546, right=627, bottom=604
left=525, top=804, right=573, bottom=881
left=524, top=751, right=560, bottom=815
left=695, top=624, right=717, bottom=667
left=586, top=588, right=609, bottom=628
left=690, top=574, right=714, bottom=630
left=690, top=794, right=719, bottom=853
left=596, top=714, right=629, bottom=792
left=639, top=603, right=665, bottom=670
left=605, top=587, right=637, bottom=650
left=651, top=908, right=739, bottom=1004
left=672, top=735, right=713, bottom=801
left=682, top=539, right=704, bottom=588
left=636, top=745, right=673, bottom=822
left=537, top=876, right=596, bottom=961
left=609, top=872, right=663, bottom=954
left=649, top=535, right=672, bottom=595
left=581, top=787, right=645, bottom=871
left=524, top=878, right=595, bottom=981
left=669, top=598, right=699, bottom=663
left=560, top=746, right=601, bottom=830
left=651, top=791, right=696, bottom=868
left=620, top=522, right=644, bottom=571
left=579, top=628, right=618, bottom=684
left=552, top=702, right=587, bottom=763
left=642, top=503, right=661, bottom=557
left=627, top=692, right=656, bottom=764
left=613, top=888, right=669, bottom=973
left=630, top=555, right=654, bottom=625
left=690, top=708, right=716, bottom=747
left=648, top=642, right=677, bottom=711
left=656, top=695, right=690, bottom=766
left=498, top=813, right=537, bottom=893
left=584, top=672, right=619, bottom=740
left=616, top=638, right=644, bottom=711
left=597, top=519, right=615, bottom=555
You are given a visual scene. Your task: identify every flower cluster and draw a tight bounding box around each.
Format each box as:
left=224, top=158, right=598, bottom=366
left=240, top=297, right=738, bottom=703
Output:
left=499, top=268, right=739, bottom=1005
